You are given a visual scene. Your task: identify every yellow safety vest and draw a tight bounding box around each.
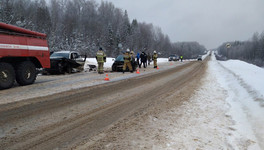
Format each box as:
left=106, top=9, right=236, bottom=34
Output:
left=123, top=52, right=131, bottom=63
left=96, top=50, right=106, bottom=63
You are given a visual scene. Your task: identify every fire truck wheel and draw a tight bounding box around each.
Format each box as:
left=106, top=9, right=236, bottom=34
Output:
left=0, top=63, right=15, bottom=89
left=16, top=61, right=37, bottom=86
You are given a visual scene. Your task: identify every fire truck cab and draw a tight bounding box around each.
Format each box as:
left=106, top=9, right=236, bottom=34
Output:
left=0, top=22, right=50, bottom=89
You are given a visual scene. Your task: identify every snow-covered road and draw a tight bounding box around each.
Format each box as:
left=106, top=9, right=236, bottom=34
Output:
left=0, top=58, right=177, bottom=104
left=79, top=54, right=264, bottom=149
left=1, top=53, right=263, bottom=149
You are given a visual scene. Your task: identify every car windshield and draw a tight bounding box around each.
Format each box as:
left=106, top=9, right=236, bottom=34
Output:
left=170, top=55, right=177, bottom=57
left=50, top=52, right=69, bottom=58
left=115, top=55, right=124, bottom=61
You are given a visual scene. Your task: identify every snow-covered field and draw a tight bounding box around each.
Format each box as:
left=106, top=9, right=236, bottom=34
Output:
left=215, top=56, right=264, bottom=149
left=160, top=54, right=264, bottom=149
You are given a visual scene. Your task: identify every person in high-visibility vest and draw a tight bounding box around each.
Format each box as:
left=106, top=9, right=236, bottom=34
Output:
left=96, top=47, right=106, bottom=74
left=123, top=49, right=133, bottom=73
left=180, top=55, right=183, bottom=62
left=152, top=51, right=158, bottom=68
left=147, top=52, right=151, bottom=65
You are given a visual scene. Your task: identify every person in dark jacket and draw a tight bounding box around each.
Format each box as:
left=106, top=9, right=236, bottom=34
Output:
left=136, top=52, right=140, bottom=66
left=139, top=52, right=147, bottom=68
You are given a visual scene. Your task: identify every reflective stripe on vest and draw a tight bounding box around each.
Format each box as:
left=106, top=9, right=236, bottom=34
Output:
left=96, top=51, right=104, bottom=62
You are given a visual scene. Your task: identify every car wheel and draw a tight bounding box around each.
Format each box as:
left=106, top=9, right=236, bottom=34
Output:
left=112, top=65, right=116, bottom=71
left=0, top=62, right=15, bottom=89
left=57, top=62, right=64, bottom=74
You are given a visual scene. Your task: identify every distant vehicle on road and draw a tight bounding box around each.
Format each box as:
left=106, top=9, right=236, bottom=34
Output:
left=197, top=55, right=202, bottom=61
left=44, top=51, right=86, bottom=74
left=112, top=55, right=137, bottom=72
left=168, top=54, right=179, bottom=61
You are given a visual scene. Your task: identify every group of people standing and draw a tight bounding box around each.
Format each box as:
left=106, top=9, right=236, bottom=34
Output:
left=136, top=51, right=158, bottom=69
left=122, top=49, right=158, bottom=73
left=96, top=47, right=158, bottom=74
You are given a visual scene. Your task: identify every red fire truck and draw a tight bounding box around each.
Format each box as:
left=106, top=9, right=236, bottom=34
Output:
left=0, top=22, right=50, bottom=89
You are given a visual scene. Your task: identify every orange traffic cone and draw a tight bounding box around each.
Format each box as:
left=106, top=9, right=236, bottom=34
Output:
left=157, top=66, right=159, bottom=69
left=136, top=68, right=140, bottom=74
left=104, top=74, right=109, bottom=81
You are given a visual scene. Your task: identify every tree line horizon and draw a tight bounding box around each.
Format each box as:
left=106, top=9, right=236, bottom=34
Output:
left=1, top=0, right=263, bottom=66
left=217, top=32, right=264, bottom=67
left=1, top=0, right=207, bottom=58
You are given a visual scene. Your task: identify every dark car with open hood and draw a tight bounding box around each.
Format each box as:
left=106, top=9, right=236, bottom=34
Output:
left=44, top=51, right=86, bottom=74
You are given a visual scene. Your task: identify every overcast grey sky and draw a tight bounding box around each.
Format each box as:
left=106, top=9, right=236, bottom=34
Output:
left=95, top=0, right=264, bottom=49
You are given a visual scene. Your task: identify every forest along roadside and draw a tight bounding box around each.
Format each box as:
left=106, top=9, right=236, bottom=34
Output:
left=0, top=60, right=206, bottom=150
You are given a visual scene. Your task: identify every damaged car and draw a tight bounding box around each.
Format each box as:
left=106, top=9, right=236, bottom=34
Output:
left=112, top=55, right=137, bottom=72
left=84, top=60, right=97, bottom=72
left=44, top=51, right=86, bottom=74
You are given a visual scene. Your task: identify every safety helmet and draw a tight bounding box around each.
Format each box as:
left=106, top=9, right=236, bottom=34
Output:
left=153, top=51, right=157, bottom=53
left=126, top=49, right=130, bottom=52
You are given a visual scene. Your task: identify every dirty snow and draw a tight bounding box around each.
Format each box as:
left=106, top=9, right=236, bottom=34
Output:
left=82, top=53, right=264, bottom=149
